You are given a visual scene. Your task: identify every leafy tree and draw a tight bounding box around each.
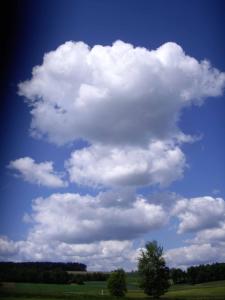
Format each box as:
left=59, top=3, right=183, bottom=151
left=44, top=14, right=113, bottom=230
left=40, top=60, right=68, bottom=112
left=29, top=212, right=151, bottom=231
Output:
left=138, top=240, right=170, bottom=298
left=107, top=268, right=127, bottom=297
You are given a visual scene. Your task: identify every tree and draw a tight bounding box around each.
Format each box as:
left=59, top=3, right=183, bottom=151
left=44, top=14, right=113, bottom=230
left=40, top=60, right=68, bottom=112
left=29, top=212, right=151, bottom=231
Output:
left=107, top=268, right=127, bottom=297
left=138, top=241, right=170, bottom=298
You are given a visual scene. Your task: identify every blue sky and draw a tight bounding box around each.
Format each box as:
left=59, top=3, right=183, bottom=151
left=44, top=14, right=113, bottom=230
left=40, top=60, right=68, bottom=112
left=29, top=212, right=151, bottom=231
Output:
left=0, top=0, right=225, bottom=270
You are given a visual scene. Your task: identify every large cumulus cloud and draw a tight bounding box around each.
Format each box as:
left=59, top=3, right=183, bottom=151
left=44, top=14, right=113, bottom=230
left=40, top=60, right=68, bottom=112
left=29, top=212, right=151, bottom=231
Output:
left=18, top=41, right=225, bottom=146
left=27, top=191, right=167, bottom=244
left=17, top=40, right=225, bottom=189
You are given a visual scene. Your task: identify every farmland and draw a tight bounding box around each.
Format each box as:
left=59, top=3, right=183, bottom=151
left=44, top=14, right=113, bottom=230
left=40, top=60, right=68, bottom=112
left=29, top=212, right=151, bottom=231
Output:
left=0, top=278, right=225, bottom=300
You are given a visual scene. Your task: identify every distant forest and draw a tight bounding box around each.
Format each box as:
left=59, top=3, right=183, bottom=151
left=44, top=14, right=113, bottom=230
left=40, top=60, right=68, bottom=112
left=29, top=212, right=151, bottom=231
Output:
left=170, top=263, right=225, bottom=284
left=0, top=262, right=109, bottom=284
left=0, top=261, right=225, bottom=285
left=0, top=261, right=86, bottom=272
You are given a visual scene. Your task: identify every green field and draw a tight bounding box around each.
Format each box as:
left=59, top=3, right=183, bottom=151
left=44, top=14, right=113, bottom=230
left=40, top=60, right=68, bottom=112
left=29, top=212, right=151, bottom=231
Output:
left=0, top=279, right=225, bottom=300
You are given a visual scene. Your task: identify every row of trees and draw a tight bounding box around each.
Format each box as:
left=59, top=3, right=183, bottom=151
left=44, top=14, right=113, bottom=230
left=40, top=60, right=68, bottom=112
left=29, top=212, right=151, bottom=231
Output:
left=0, top=270, right=109, bottom=285
left=0, top=268, right=109, bottom=284
left=0, top=262, right=86, bottom=272
left=171, top=263, right=225, bottom=284
left=0, top=268, right=70, bottom=284
left=0, top=262, right=111, bottom=284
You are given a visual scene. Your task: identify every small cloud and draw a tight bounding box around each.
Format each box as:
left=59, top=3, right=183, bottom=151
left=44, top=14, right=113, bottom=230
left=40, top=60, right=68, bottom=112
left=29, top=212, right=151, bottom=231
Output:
left=8, top=157, right=67, bottom=188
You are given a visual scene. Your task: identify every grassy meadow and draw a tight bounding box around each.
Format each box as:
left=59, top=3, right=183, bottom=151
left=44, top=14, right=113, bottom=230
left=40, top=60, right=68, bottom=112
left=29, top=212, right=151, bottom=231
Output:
left=0, top=274, right=225, bottom=300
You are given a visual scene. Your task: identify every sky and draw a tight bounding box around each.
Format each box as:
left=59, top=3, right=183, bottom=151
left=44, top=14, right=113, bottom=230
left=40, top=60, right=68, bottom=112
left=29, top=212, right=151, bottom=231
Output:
left=0, top=0, right=225, bottom=271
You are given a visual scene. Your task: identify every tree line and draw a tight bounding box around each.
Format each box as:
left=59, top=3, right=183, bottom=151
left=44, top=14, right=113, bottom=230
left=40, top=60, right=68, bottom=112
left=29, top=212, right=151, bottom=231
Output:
left=0, top=262, right=86, bottom=272
left=170, top=262, right=225, bottom=284
left=0, top=262, right=110, bottom=284
left=0, top=262, right=85, bottom=284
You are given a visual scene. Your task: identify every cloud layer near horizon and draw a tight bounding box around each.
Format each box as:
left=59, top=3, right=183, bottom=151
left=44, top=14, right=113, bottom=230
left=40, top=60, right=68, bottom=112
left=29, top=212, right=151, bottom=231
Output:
left=1, top=191, right=225, bottom=269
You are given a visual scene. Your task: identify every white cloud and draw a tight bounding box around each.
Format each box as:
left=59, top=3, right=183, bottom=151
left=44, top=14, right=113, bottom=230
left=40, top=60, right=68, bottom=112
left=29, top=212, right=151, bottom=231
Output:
left=27, top=191, right=167, bottom=244
left=166, top=196, right=225, bottom=268
left=18, top=41, right=225, bottom=146
left=17, top=41, right=225, bottom=190
left=173, top=196, right=225, bottom=233
left=66, top=141, right=186, bottom=187
left=0, top=236, right=19, bottom=260
left=190, top=223, right=225, bottom=244
left=165, top=243, right=225, bottom=268
left=2, top=192, right=225, bottom=269
left=0, top=190, right=163, bottom=268
left=0, top=236, right=138, bottom=270
left=8, top=157, right=67, bottom=188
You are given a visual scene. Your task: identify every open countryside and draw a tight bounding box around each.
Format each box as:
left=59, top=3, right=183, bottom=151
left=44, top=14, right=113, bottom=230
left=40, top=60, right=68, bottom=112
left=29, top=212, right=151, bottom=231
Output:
left=1, top=278, right=225, bottom=300
left=1, top=248, right=225, bottom=299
